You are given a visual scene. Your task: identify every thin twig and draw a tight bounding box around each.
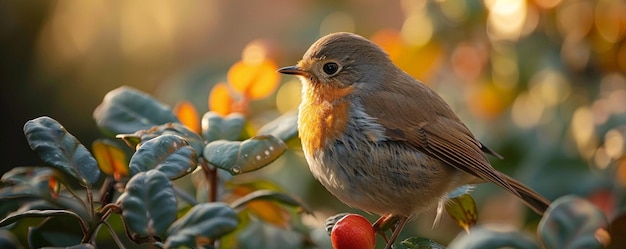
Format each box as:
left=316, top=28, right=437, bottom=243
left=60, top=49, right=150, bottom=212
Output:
left=64, top=184, right=90, bottom=219
left=101, top=221, right=127, bottom=249
left=87, top=186, right=95, bottom=220
left=173, top=186, right=198, bottom=206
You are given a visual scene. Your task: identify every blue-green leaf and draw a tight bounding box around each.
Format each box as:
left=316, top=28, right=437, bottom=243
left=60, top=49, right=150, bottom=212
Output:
left=117, top=170, right=177, bottom=237
left=203, top=135, right=286, bottom=175
left=0, top=210, right=84, bottom=228
left=165, top=202, right=238, bottom=248
left=201, top=112, right=245, bottom=142
left=23, top=117, right=100, bottom=186
left=448, top=225, right=539, bottom=249
left=117, top=123, right=205, bottom=156
left=93, top=86, right=179, bottom=136
left=393, top=237, right=446, bottom=249
left=129, top=135, right=197, bottom=179
left=27, top=216, right=84, bottom=248
left=0, top=229, right=20, bottom=249
left=537, top=195, right=608, bottom=249
left=236, top=219, right=303, bottom=249
left=0, top=167, right=90, bottom=221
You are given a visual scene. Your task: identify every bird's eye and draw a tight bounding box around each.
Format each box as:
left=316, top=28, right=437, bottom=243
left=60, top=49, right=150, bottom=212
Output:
left=322, top=62, right=339, bottom=75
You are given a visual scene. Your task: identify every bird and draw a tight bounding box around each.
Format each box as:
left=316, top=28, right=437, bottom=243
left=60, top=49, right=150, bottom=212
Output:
left=277, top=32, right=550, bottom=249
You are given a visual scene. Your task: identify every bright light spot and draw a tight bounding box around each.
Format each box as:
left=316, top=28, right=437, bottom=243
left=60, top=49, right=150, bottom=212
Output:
left=571, top=107, right=596, bottom=159
left=594, top=147, right=611, bottom=169
left=439, top=0, right=468, bottom=22
left=491, top=49, right=519, bottom=90
left=511, top=92, right=544, bottom=129
left=528, top=70, right=571, bottom=107
left=594, top=0, right=626, bottom=44
left=534, top=0, right=563, bottom=9
left=485, top=0, right=527, bottom=41
left=605, top=129, right=624, bottom=159
left=556, top=0, right=594, bottom=42
left=401, top=12, right=433, bottom=47
left=232, top=167, right=241, bottom=174
left=242, top=40, right=270, bottom=65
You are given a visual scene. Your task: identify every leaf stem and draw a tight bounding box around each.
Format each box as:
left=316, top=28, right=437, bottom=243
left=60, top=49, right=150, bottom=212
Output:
left=200, top=158, right=218, bottom=202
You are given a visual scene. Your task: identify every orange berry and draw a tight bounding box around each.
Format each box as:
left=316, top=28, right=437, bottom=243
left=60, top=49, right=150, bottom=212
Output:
left=330, top=214, right=376, bottom=249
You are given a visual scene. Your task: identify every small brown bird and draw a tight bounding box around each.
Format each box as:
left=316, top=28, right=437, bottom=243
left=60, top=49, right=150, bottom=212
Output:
left=278, top=32, right=550, bottom=249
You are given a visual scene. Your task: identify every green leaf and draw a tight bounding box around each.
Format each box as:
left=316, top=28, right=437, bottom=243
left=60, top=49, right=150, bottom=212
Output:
left=201, top=112, right=245, bottom=142
left=117, top=170, right=177, bottom=237
left=448, top=225, right=539, bottom=249
left=537, top=195, right=608, bottom=249
left=23, top=117, right=100, bottom=186
left=203, top=135, right=286, bottom=175
left=129, top=135, right=197, bottom=179
left=230, top=189, right=310, bottom=213
left=117, top=123, right=205, bottom=157
left=445, top=193, right=478, bottom=232
left=392, top=237, right=446, bottom=249
left=257, top=111, right=298, bottom=142
left=165, top=202, right=238, bottom=248
left=93, top=86, right=180, bottom=136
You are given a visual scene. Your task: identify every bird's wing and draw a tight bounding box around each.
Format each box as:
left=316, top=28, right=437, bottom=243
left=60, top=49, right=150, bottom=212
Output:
left=359, top=78, right=519, bottom=195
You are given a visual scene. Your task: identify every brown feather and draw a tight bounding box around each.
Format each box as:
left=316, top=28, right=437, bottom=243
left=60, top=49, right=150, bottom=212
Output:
left=359, top=72, right=544, bottom=208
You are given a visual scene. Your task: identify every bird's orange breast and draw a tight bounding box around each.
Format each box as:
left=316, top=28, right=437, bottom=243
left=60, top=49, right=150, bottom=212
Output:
left=298, top=85, right=354, bottom=152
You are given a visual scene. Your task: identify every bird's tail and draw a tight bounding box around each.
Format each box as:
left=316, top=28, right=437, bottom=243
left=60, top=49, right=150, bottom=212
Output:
left=501, top=174, right=551, bottom=215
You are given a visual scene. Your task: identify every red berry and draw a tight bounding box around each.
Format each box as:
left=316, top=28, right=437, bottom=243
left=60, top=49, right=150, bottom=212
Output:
left=330, top=214, right=376, bottom=249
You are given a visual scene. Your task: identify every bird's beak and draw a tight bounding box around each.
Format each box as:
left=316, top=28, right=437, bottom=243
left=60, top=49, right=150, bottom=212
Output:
left=277, top=65, right=307, bottom=76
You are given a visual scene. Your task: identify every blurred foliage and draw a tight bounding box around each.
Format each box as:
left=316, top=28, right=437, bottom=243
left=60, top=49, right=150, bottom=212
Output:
left=0, top=84, right=312, bottom=248
left=1, top=0, right=626, bottom=248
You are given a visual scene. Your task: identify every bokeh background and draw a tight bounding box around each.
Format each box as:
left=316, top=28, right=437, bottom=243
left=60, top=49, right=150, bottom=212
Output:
left=2, top=0, right=626, bottom=247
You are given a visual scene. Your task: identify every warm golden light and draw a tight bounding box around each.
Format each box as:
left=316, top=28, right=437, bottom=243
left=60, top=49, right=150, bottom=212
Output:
left=556, top=0, right=594, bottom=42
left=276, top=80, right=302, bottom=114
left=571, top=107, right=597, bottom=159
left=528, top=70, right=571, bottom=108
left=605, top=129, right=625, bottom=160
left=511, top=92, right=544, bottom=129
left=485, top=0, right=527, bottom=41
left=320, top=12, right=356, bottom=36
left=401, top=12, right=433, bottom=47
